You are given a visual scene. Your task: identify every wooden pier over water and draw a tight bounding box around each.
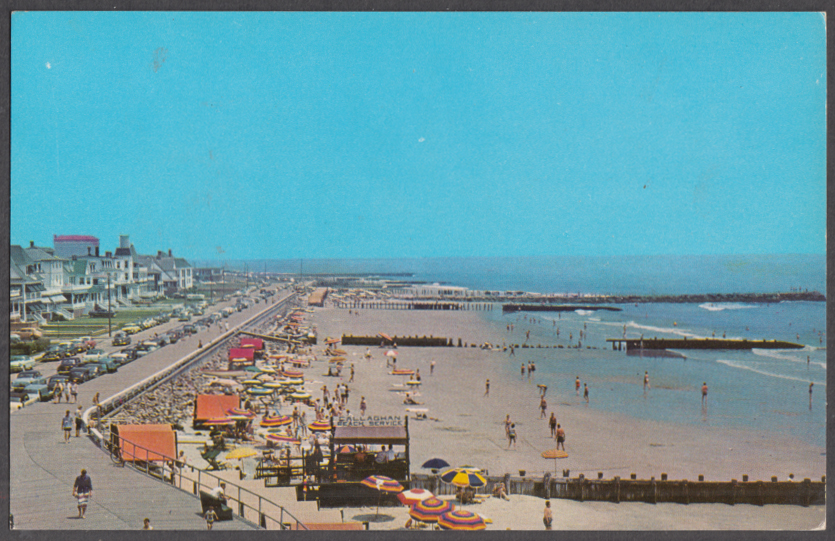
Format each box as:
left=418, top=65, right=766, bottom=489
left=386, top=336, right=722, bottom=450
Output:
left=606, top=337, right=805, bottom=351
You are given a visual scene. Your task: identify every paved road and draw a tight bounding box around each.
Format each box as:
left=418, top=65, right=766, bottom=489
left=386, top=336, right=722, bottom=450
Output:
left=9, top=288, right=297, bottom=530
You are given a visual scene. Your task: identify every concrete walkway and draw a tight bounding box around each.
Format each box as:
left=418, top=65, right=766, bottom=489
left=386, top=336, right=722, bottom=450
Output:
left=9, top=290, right=294, bottom=530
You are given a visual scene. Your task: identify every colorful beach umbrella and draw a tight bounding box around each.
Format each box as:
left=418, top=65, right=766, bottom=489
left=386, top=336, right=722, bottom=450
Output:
left=203, top=418, right=234, bottom=426
left=282, top=369, right=304, bottom=378
left=265, top=433, right=300, bottom=445
left=241, top=379, right=262, bottom=386
left=244, top=365, right=262, bottom=373
left=329, top=356, right=346, bottom=363
left=260, top=415, right=292, bottom=428
left=361, top=475, right=404, bottom=516
left=308, top=421, right=331, bottom=432
left=438, top=509, right=487, bottom=530
left=386, top=350, right=398, bottom=357
left=226, top=407, right=256, bottom=419
left=397, top=488, right=434, bottom=506
left=408, top=497, right=453, bottom=523
left=440, top=468, right=487, bottom=488
left=246, top=387, right=274, bottom=396
left=335, top=445, right=357, bottom=454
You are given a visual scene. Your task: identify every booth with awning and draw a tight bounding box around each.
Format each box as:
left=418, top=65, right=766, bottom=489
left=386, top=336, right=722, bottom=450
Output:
left=193, top=394, right=240, bottom=426
left=110, top=423, right=177, bottom=463
left=227, top=347, right=255, bottom=369
left=239, top=337, right=264, bottom=350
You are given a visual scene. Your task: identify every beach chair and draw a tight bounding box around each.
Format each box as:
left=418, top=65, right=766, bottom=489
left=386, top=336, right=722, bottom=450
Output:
left=199, top=491, right=234, bottom=521
left=200, top=448, right=227, bottom=471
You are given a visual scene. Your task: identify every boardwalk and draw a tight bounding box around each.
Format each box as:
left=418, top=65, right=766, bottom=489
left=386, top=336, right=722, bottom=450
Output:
left=9, top=292, right=294, bottom=530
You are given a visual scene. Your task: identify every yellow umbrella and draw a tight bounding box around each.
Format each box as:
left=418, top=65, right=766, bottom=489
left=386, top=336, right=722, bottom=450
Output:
left=225, top=447, right=258, bottom=460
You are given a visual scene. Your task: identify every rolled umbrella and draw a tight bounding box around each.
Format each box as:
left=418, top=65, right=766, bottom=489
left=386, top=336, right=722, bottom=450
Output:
left=440, top=468, right=487, bottom=488
left=260, top=415, right=292, bottom=428
left=438, top=509, right=487, bottom=531
left=397, top=488, right=434, bottom=506
left=378, top=333, right=393, bottom=341
left=361, top=475, right=404, bottom=516
left=308, top=421, right=331, bottom=432
left=409, top=497, right=453, bottom=524
left=225, top=447, right=257, bottom=460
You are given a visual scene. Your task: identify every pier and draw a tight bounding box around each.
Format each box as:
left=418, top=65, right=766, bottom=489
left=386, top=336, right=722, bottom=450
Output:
left=606, top=338, right=805, bottom=351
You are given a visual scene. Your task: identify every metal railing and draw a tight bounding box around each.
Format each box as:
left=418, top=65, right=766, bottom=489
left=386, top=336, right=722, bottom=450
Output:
left=107, top=433, right=308, bottom=530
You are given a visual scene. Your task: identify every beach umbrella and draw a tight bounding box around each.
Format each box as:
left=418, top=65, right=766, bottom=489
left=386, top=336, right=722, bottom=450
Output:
left=260, top=414, right=292, bottom=428
left=225, top=447, right=257, bottom=460
left=282, top=369, right=304, bottom=378
left=208, top=378, right=240, bottom=388
left=378, top=333, right=393, bottom=341
left=361, top=475, right=404, bottom=516
left=440, top=468, right=487, bottom=488
left=265, top=433, right=300, bottom=445
left=421, top=458, right=450, bottom=470
left=285, top=378, right=305, bottom=386
left=386, top=350, right=398, bottom=357
left=332, top=349, right=347, bottom=355
left=258, top=366, right=278, bottom=373
left=408, top=497, right=453, bottom=524
left=329, top=356, right=347, bottom=363
left=406, top=380, right=422, bottom=387
left=325, top=338, right=341, bottom=345
left=542, top=448, right=569, bottom=475
left=262, top=381, right=284, bottom=389
left=244, top=365, right=262, bottom=373
left=391, top=369, right=414, bottom=376
left=308, top=421, right=331, bottom=433
left=203, top=418, right=235, bottom=426
left=241, top=379, right=262, bottom=386
left=335, top=445, right=357, bottom=454
left=397, top=488, right=434, bottom=506
left=438, top=509, right=487, bottom=531
left=246, top=387, right=274, bottom=396
left=226, top=407, right=256, bottom=419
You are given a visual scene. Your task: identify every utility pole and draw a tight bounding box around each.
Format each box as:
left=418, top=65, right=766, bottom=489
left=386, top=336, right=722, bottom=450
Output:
left=107, top=270, right=112, bottom=337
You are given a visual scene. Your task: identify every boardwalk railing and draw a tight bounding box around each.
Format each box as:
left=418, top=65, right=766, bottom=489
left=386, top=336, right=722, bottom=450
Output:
left=106, top=434, right=308, bottom=530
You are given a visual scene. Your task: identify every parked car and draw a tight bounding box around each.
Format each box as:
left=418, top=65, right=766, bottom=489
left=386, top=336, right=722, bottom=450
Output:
left=78, top=336, right=97, bottom=349
left=84, top=348, right=107, bottom=362
left=119, top=348, right=139, bottom=362
left=165, top=331, right=181, bottom=344
left=110, top=353, right=130, bottom=366
left=16, top=327, right=43, bottom=340
left=122, top=325, right=142, bottom=335
left=10, top=333, right=22, bottom=344
left=178, top=313, right=192, bottom=322
left=182, top=324, right=197, bottom=335
left=87, top=358, right=118, bottom=374
left=10, top=355, right=36, bottom=373
left=47, top=374, right=71, bottom=393
left=57, top=357, right=83, bottom=375
left=10, top=391, right=32, bottom=410
left=42, top=345, right=69, bottom=362
left=112, top=332, right=131, bottom=346
left=69, top=365, right=98, bottom=383
left=141, top=318, right=157, bottom=330
left=67, top=341, right=88, bottom=355
left=135, top=342, right=160, bottom=354
left=13, top=370, right=46, bottom=390
left=24, top=383, right=53, bottom=402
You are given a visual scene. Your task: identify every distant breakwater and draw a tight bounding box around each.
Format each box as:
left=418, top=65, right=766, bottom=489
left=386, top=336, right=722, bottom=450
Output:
left=503, top=304, right=623, bottom=313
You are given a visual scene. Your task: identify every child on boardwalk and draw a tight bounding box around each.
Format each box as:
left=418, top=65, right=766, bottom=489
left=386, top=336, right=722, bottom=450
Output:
left=205, top=506, right=218, bottom=530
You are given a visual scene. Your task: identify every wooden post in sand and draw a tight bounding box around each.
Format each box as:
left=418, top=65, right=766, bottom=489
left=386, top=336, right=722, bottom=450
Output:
left=613, top=476, right=620, bottom=503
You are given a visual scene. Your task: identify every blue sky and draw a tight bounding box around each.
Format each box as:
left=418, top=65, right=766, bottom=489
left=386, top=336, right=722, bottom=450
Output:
left=11, top=12, right=826, bottom=261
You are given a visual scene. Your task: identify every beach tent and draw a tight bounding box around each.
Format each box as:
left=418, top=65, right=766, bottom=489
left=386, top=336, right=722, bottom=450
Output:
left=228, top=348, right=255, bottom=364
left=193, top=394, right=240, bottom=425
left=111, top=423, right=177, bottom=463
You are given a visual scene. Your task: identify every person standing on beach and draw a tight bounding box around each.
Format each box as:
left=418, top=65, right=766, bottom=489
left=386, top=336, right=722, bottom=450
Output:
left=539, top=396, right=547, bottom=418
left=72, top=468, right=92, bottom=519
left=583, top=384, right=589, bottom=403
left=543, top=500, right=553, bottom=530
left=360, top=396, right=367, bottom=417
left=701, top=382, right=708, bottom=406
left=507, top=423, right=517, bottom=449
left=521, top=363, right=526, bottom=376
left=504, top=414, right=512, bottom=441
left=549, top=412, right=557, bottom=438
left=809, top=383, right=813, bottom=410
left=430, top=361, right=435, bottom=375
left=485, top=379, right=490, bottom=396
left=349, top=364, right=355, bottom=383
left=643, top=371, right=650, bottom=392
left=556, top=424, right=566, bottom=451
left=62, top=410, right=73, bottom=443
left=575, top=377, right=581, bottom=396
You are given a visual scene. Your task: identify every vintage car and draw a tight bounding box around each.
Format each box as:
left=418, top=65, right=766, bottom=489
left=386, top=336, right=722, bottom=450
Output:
left=122, top=325, right=142, bottom=335
left=24, top=383, right=53, bottom=402
left=16, top=327, right=43, bottom=340
left=57, top=357, right=83, bottom=375
left=112, top=332, right=132, bottom=346
left=13, top=370, right=46, bottom=390
left=10, top=355, right=36, bottom=373
left=84, top=348, right=107, bottom=362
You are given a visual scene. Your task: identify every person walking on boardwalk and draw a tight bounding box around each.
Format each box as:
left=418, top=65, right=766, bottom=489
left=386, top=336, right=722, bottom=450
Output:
left=543, top=500, right=553, bottom=530
left=72, top=468, right=93, bottom=519
left=549, top=412, right=557, bottom=438
left=54, top=381, right=63, bottom=404
left=62, top=410, right=73, bottom=443
left=556, top=424, right=566, bottom=451
left=70, top=381, right=78, bottom=404
left=142, top=518, right=153, bottom=530
left=74, top=406, right=84, bottom=437
left=701, top=382, right=708, bottom=407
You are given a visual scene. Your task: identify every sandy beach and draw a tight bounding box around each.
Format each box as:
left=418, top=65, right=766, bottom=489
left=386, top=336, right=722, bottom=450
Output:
left=304, top=304, right=824, bottom=529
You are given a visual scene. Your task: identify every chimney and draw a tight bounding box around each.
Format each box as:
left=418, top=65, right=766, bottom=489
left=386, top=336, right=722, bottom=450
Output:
left=157, top=251, right=163, bottom=259
left=120, top=235, right=130, bottom=249
left=95, top=246, right=99, bottom=257
left=72, top=255, right=77, bottom=261
left=106, top=251, right=112, bottom=258
left=29, top=240, right=34, bottom=248
left=168, top=248, right=172, bottom=257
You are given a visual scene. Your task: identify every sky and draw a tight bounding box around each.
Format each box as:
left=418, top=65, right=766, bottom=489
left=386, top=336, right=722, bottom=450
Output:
left=11, top=12, right=826, bottom=261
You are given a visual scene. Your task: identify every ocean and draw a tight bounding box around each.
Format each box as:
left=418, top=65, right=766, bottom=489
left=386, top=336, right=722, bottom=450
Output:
left=197, top=254, right=826, bottom=447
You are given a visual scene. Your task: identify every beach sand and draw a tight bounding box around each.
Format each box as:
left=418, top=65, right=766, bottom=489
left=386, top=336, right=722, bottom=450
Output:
left=306, top=305, right=825, bottom=530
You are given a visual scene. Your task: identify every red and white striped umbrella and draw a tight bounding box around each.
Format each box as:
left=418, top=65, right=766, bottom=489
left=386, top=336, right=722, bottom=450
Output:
left=397, top=488, right=434, bottom=506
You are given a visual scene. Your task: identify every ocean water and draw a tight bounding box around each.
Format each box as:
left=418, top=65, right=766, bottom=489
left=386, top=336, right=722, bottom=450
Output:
left=202, top=254, right=826, bottom=446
